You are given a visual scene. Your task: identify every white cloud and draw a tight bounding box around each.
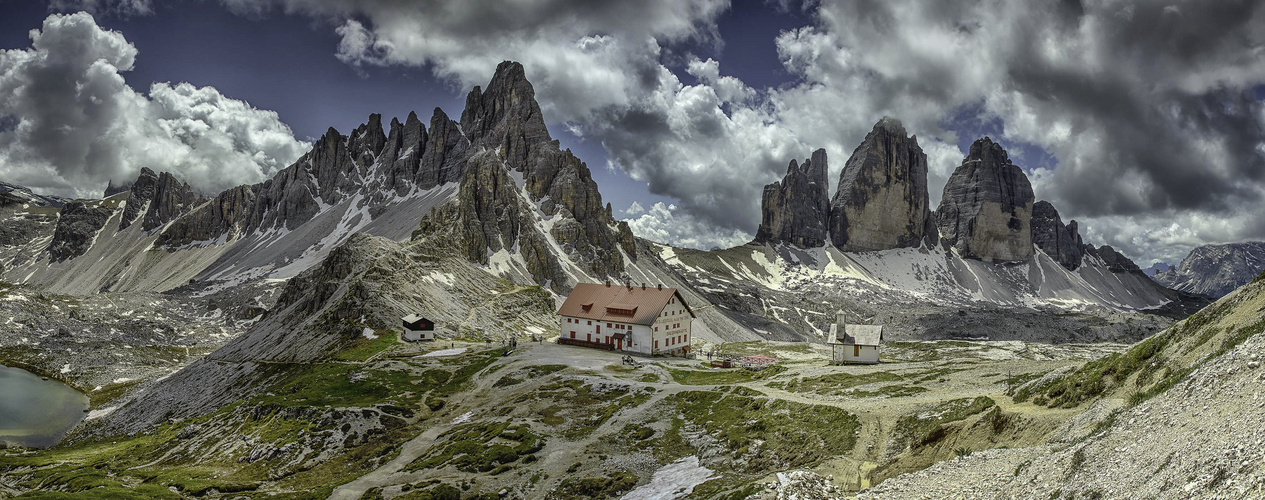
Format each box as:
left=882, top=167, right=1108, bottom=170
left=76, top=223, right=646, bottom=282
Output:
left=623, top=201, right=645, bottom=216
left=623, top=202, right=750, bottom=250
left=0, top=12, right=309, bottom=198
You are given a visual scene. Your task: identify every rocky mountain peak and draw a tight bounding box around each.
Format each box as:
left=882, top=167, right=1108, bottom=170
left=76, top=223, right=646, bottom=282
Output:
left=103, top=179, right=132, bottom=198
left=460, top=61, right=551, bottom=162
left=829, top=117, right=937, bottom=251
left=1031, top=200, right=1084, bottom=270
left=935, top=137, right=1035, bottom=262
left=118, top=167, right=202, bottom=232
left=755, top=148, right=830, bottom=247
left=966, top=136, right=1009, bottom=164
left=445, top=61, right=633, bottom=287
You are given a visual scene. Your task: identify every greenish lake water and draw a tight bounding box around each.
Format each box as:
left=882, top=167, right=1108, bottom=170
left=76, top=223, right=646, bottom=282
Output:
left=0, top=365, right=88, bottom=448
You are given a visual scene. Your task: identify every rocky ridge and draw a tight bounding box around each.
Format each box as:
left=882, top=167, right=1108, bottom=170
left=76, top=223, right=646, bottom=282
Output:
left=0, top=61, right=634, bottom=294
left=1154, top=241, right=1265, bottom=298
left=755, top=149, right=830, bottom=248
left=935, top=137, right=1035, bottom=262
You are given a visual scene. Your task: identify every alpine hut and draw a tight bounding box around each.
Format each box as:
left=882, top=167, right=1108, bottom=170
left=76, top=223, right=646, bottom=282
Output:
left=402, top=314, right=436, bottom=341
left=556, top=282, right=694, bottom=355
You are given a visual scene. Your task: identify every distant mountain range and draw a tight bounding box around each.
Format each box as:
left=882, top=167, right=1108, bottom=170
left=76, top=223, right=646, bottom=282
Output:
left=1153, top=242, right=1265, bottom=298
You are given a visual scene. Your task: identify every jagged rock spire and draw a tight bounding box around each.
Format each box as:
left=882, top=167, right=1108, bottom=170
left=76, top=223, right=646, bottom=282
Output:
left=1031, top=200, right=1084, bottom=270
left=755, top=149, right=830, bottom=247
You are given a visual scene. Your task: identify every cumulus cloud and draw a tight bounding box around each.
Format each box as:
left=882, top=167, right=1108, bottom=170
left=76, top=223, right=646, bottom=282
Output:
left=0, top=12, right=309, bottom=198
left=623, top=202, right=750, bottom=250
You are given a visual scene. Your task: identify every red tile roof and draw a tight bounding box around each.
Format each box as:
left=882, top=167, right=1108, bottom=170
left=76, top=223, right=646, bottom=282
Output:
left=557, top=283, right=694, bottom=325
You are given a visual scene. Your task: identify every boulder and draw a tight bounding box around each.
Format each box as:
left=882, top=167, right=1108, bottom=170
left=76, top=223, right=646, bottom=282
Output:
left=829, top=117, right=937, bottom=251
left=935, top=137, right=1035, bottom=262
left=755, top=149, right=830, bottom=248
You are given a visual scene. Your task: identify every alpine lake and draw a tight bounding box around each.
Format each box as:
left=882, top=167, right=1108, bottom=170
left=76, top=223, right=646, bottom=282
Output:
left=0, top=365, right=88, bottom=448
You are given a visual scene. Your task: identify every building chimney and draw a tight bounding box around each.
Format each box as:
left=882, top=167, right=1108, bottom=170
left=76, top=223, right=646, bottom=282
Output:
left=605, top=280, right=610, bottom=287
left=657, top=284, right=662, bottom=290
left=641, top=283, right=645, bottom=290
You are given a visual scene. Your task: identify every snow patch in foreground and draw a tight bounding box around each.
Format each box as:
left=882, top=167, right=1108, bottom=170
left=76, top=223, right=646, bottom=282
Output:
left=85, top=406, right=118, bottom=421
left=451, top=411, right=475, bottom=425
left=422, top=348, right=467, bottom=358
left=362, top=328, right=378, bottom=340
left=621, top=456, right=715, bottom=500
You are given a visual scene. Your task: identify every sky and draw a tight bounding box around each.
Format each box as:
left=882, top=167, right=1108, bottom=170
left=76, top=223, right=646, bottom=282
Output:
left=1, top=0, right=1264, bottom=268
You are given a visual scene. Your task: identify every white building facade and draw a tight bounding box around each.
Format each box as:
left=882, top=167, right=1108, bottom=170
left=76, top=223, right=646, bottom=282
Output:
left=557, top=283, right=694, bottom=356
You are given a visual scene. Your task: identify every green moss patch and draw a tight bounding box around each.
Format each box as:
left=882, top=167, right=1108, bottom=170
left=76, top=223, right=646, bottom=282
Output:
left=548, top=470, right=637, bottom=500
left=664, top=387, right=859, bottom=472
left=404, top=422, right=543, bottom=473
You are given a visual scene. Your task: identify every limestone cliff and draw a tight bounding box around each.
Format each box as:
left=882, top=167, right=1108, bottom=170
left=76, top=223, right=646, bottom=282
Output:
left=935, top=137, right=1034, bottom=262
left=829, top=117, right=937, bottom=251
left=47, top=201, right=114, bottom=262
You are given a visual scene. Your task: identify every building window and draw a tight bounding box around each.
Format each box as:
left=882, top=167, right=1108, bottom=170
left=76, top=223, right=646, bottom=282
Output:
left=607, top=323, right=612, bottom=328
left=654, top=326, right=658, bottom=331
left=587, top=321, right=591, bottom=325
left=655, top=340, right=659, bottom=349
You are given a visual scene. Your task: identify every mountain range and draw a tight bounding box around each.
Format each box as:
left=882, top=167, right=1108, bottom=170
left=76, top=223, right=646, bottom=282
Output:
left=1152, top=242, right=1265, bottom=298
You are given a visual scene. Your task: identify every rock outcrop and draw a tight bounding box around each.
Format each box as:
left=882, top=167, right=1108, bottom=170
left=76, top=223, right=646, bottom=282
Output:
left=47, top=201, right=114, bottom=262
left=118, top=167, right=203, bottom=232
left=935, top=137, right=1035, bottom=262
left=829, top=117, right=937, bottom=251
left=1153, top=242, right=1265, bottom=298
left=1030, top=200, right=1084, bottom=270
left=755, top=149, right=830, bottom=247
left=155, top=185, right=255, bottom=247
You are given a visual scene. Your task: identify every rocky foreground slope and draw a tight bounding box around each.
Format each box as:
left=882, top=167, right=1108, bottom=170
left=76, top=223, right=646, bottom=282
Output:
left=857, top=272, right=1265, bottom=499
left=1154, top=241, right=1265, bottom=298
